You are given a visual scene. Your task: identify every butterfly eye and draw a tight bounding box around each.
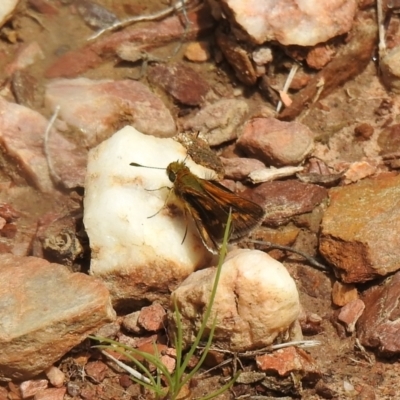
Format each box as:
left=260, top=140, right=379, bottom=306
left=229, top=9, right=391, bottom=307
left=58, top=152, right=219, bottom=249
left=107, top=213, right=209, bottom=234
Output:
left=168, top=170, right=176, bottom=182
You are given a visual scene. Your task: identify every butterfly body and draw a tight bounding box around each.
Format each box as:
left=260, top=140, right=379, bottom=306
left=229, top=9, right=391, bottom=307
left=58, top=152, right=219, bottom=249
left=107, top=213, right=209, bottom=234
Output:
left=166, top=161, right=265, bottom=253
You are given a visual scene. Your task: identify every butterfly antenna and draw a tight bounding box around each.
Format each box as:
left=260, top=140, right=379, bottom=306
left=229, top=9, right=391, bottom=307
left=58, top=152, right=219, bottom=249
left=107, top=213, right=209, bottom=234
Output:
left=130, top=162, right=165, bottom=170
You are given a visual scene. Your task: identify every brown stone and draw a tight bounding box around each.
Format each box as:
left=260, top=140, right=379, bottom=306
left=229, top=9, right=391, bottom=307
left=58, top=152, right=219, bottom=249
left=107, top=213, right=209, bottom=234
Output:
left=357, top=271, right=400, bottom=356
left=338, top=299, right=365, bottom=333
left=331, top=281, right=358, bottom=306
left=148, top=62, right=210, bottom=106
left=0, top=254, right=115, bottom=380
left=251, top=180, right=327, bottom=226
left=320, top=174, right=400, bottom=283
left=237, top=117, right=314, bottom=166
left=138, top=303, right=167, bottom=332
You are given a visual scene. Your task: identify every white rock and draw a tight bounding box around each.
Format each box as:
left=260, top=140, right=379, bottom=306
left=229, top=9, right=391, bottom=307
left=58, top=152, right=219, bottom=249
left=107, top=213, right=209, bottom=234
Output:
left=220, top=0, right=357, bottom=46
left=0, top=0, right=18, bottom=28
left=169, top=248, right=301, bottom=351
left=84, top=126, right=215, bottom=307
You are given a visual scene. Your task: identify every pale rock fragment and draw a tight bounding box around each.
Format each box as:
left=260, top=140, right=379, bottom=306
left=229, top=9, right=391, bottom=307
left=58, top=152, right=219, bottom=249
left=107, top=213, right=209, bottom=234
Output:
left=45, top=78, right=176, bottom=147
left=168, top=249, right=301, bottom=351
left=84, top=126, right=215, bottom=308
left=220, top=0, right=357, bottom=46
left=182, top=99, right=249, bottom=146
left=0, top=0, right=18, bottom=28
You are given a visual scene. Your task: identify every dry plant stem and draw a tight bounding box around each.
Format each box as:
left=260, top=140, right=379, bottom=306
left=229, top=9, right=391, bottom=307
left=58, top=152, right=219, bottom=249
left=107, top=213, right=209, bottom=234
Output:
left=101, top=349, right=152, bottom=384
left=249, top=240, right=328, bottom=271
left=377, top=0, right=386, bottom=58
left=44, top=105, right=62, bottom=185
left=276, top=64, right=299, bottom=113
left=88, top=0, right=197, bottom=41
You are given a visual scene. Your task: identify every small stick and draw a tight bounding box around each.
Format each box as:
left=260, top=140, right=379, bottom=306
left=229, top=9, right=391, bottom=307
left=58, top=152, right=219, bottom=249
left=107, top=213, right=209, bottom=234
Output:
left=276, top=63, right=299, bottom=113
left=43, top=105, right=62, bottom=185
left=101, top=350, right=152, bottom=384
left=248, top=239, right=328, bottom=271
left=88, top=0, right=193, bottom=41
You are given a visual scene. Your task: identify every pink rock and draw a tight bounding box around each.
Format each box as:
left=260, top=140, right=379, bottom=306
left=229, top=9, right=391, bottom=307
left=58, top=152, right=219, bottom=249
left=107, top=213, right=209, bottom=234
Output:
left=138, top=303, right=167, bottom=332
left=45, top=78, right=176, bottom=146
left=237, top=117, right=314, bottom=166
left=338, top=299, right=365, bottom=333
left=5, top=42, right=44, bottom=76
left=220, top=0, right=357, bottom=46
left=256, top=346, right=321, bottom=380
left=220, top=157, right=265, bottom=180
left=85, top=361, right=109, bottom=382
left=357, top=270, right=400, bottom=356
left=0, top=254, right=115, bottom=380
left=19, top=380, right=48, bottom=399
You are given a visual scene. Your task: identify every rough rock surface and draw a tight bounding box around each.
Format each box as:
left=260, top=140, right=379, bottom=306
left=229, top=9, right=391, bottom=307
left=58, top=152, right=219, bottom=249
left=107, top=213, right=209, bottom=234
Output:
left=219, top=0, right=357, bottom=46
left=168, top=249, right=301, bottom=352
left=357, top=271, right=400, bottom=356
left=320, top=174, right=400, bottom=283
left=0, top=254, right=115, bottom=380
left=237, top=117, right=314, bottom=166
left=45, top=78, right=176, bottom=147
left=84, top=126, right=215, bottom=309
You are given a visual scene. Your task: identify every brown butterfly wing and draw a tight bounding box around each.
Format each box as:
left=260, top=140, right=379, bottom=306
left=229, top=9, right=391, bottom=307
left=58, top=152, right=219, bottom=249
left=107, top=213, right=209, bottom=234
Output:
left=179, top=178, right=265, bottom=248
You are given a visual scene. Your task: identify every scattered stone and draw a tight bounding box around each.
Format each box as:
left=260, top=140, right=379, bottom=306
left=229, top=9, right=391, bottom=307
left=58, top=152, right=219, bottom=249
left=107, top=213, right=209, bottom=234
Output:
left=122, top=312, right=142, bottom=334
left=148, top=62, right=210, bottom=106
left=343, top=160, right=377, bottom=184
left=256, top=347, right=321, bottom=383
left=0, top=254, right=116, bottom=380
left=251, top=180, right=327, bottom=226
left=19, top=380, right=48, bottom=399
left=0, top=0, right=19, bottom=28
left=45, top=78, right=176, bottom=147
left=85, top=361, right=108, bottom=382
left=181, top=99, right=249, bottom=146
left=168, top=249, right=300, bottom=351
left=45, top=6, right=214, bottom=78
left=184, top=41, right=210, bottom=62
left=236, top=371, right=266, bottom=384
left=298, top=310, right=324, bottom=335
left=320, top=174, right=400, bottom=283
left=220, top=157, right=265, bottom=180
left=354, top=123, right=374, bottom=140
left=93, top=321, right=121, bottom=339
left=76, top=0, right=119, bottom=29
left=219, top=0, right=357, bottom=46
left=338, top=299, right=365, bottom=333
left=306, top=44, right=336, bottom=70
left=84, top=126, right=214, bottom=309
left=44, top=366, right=65, bottom=388
left=380, top=46, right=400, bottom=94
left=138, top=304, right=166, bottom=332
left=5, top=42, right=44, bottom=76
left=237, top=118, right=314, bottom=166
left=331, top=281, right=358, bottom=307
left=0, top=97, right=87, bottom=191
left=248, top=166, right=304, bottom=184
left=215, top=28, right=257, bottom=85
left=357, top=271, right=400, bottom=356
